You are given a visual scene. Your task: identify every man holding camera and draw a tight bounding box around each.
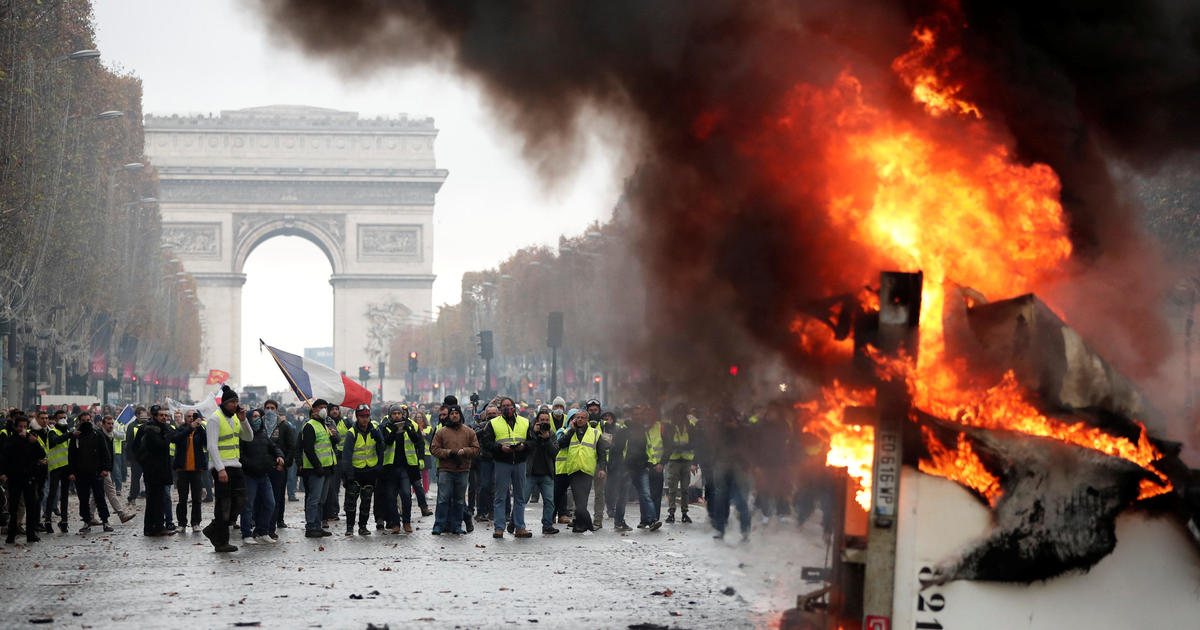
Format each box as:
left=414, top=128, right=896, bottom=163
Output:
left=202, top=386, right=253, bottom=552
left=478, top=396, right=534, bottom=539
left=171, top=410, right=207, bottom=532
left=524, top=409, right=560, bottom=534
left=380, top=404, right=426, bottom=533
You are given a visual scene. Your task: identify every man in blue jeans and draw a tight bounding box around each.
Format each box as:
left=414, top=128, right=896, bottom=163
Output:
left=428, top=405, right=479, bottom=535
left=298, top=400, right=335, bottom=537
left=616, top=405, right=662, bottom=532
left=477, top=397, right=534, bottom=539
left=239, top=409, right=284, bottom=544
left=522, top=410, right=560, bottom=534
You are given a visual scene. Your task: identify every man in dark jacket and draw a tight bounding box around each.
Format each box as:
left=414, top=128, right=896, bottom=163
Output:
left=299, top=399, right=336, bottom=537
left=523, top=409, right=560, bottom=534
left=621, top=405, right=662, bottom=532
left=264, top=399, right=295, bottom=533
left=170, top=411, right=207, bottom=532
left=67, top=411, right=113, bottom=533
left=3, top=414, right=44, bottom=544
left=477, top=396, right=534, bottom=538
left=138, top=406, right=175, bottom=537
left=240, top=408, right=285, bottom=544
left=341, top=404, right=383, bottom=536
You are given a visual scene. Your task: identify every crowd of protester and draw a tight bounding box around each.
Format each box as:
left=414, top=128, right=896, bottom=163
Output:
left=1, top=386, right=835, bottom=550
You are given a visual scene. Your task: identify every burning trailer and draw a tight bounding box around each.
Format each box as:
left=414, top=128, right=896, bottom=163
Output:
left=784, top=272, right=1200, bottom=630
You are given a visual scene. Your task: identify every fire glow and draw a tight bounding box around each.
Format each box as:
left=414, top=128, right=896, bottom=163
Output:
left=787, top=21, right=1171, bottom=509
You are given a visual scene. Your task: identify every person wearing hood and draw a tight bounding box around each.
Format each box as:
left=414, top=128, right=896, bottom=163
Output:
left=556, top=407, right=607, bottom=533
left=239, top=408, right=285, bottom=544
left=202, top=386, right=253, bottom=552
left=138, top=405, right=176, bottom=537
left=299, top=399, right=336, bottom=537
left=3, top=413, right=44, bottom=544
left=67, top=411, right=113, bottom=533
left=323, top=404, right=347, bottom=524
left=99, top=415, right=135, bottom=524
left=620, top=405, right=663, bottom=532
left=43, top=409, right=72, bottom=533
left=477, top=396, right=534, bottom=538
left=170, top=410, right=207, bottom=532
left=263, top=399, right=295, bottom=535
left=341, top=403, right=383, bottom=536
left=429, top=404, right=479, bottom=535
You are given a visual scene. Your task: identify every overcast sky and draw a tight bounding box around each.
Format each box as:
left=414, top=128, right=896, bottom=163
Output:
left=93, top=0, right=625, bottom=388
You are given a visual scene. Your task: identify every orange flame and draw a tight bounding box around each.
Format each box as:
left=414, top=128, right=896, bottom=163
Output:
left=781, top=21, right=1170, bottom=508
left=893, top=26, right=980, bottom=119
left=798, top=382, right=876, bottom=509
left=919, top=426, right=1002, bottom=505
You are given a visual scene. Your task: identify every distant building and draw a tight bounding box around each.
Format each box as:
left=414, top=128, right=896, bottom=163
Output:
left=304, top=346, right=334, bottom=369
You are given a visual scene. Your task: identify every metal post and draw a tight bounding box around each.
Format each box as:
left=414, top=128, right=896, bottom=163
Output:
left=550, top=346, right=558, bottom=400
left=378, top=360, right=385, bottom=402
left=862, top=271, right=922, bottom=629
left=484, top=358, right=492, bottom=398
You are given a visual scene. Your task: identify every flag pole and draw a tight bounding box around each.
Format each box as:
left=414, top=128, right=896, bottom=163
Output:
left=261, top=339, right=315, bottom=409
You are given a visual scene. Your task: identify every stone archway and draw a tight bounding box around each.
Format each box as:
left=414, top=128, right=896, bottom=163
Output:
left=147, top=105, right=447, bottom=399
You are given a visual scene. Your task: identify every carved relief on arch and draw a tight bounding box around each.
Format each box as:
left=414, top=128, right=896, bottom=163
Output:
left=232, top=213, right=346, bottom=273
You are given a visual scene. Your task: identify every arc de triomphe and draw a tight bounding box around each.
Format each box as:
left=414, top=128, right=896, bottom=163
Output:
left=145, top=105, right=447, bottom=400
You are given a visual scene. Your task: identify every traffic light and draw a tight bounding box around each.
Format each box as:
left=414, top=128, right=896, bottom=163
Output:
left=478, top=331, right=494, bottom=360
left=729, top=365, right=739, bottom=376
left=527, top=381, right=534, bottom=392
left=359, top=365, right=370, bottom=381
left=408, top=351, right=419, bottom=373
left=23, top=346, right=38, bottom=388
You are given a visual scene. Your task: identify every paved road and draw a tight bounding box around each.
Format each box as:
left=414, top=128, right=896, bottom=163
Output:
left=0, top=487, right=827, bottom=629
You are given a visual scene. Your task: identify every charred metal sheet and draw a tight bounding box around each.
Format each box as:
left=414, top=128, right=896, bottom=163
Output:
left=965, top=293, right=1164, bottom=434
left=925, top=423, right=1158, bottom=584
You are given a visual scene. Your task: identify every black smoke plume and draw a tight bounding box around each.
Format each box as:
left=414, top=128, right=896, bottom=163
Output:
left=257, top=0, right=1200, bottom=401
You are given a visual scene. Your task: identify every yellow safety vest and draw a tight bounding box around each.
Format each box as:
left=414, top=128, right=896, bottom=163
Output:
left=563, top=426, right=601, bottom=476
left=490, top=415, right=530, bottom=449
left=113, top=432, right=123, bottom=454
left=212, top=410, right=240, bottom=462
left=168, top=423, right=177, bottom=458
left=646, top=422, right=663, bottom=465
left=669, top=420, right=695, bottom=461
left=47, top=427, right=69, bottom=471
left=351, top=428, right=379, bottom=469
left=303, top=419, right=335, bottom=469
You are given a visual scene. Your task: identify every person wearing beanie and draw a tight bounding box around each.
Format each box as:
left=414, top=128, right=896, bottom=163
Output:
left=556, top=408, right=607, bottom=533
left=202, top=386, right=253, bottom=552
left=428, top=404, right=479, bottom=535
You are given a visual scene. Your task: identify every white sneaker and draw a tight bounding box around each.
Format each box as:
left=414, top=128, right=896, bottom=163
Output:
left=255, top=535, right=277, bottom=544
left=242, top=536, right=258, bottom=545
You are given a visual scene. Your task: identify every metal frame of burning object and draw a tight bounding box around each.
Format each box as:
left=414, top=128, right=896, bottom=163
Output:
left=786, top=271, right=1194, bottom=629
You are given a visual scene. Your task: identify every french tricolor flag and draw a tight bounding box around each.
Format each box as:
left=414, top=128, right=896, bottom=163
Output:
left=261, top=340, right=373, bottom=409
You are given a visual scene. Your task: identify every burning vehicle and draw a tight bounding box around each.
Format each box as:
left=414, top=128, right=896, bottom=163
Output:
left=257, top=1, right=1200, bottom=627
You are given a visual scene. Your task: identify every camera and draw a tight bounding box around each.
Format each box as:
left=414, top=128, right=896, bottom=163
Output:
left=469, top=392, right=480, bottom=405
left=537, top=421, right=551, bottom=433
